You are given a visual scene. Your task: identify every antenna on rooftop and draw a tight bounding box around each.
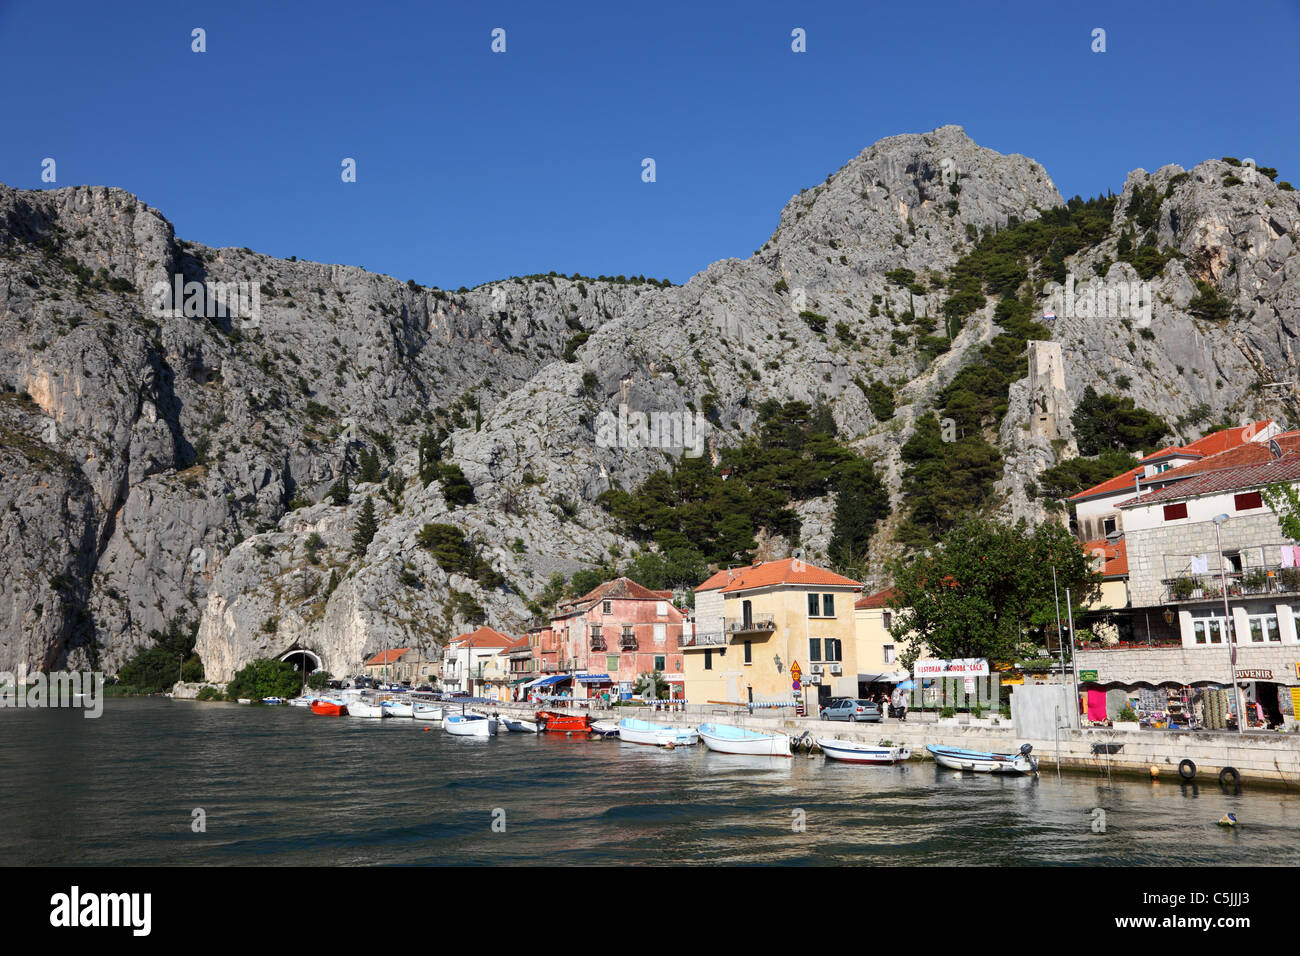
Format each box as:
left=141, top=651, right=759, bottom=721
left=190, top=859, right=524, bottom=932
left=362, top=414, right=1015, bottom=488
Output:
left=1270, top=438, right=1284, bottom=460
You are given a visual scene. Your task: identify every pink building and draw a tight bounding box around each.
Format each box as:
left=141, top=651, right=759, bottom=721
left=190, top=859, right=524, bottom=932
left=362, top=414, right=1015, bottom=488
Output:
left=546, top=577, right=687, bottom=700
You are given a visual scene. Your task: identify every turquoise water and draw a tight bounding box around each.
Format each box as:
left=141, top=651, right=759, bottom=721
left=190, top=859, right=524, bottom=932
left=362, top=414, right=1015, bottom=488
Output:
left=1, top=699, right=1297, bottom=865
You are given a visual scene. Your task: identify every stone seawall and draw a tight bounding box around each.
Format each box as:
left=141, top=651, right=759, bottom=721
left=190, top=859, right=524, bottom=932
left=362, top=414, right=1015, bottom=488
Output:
left=486, top=702, right=1300, bottom=788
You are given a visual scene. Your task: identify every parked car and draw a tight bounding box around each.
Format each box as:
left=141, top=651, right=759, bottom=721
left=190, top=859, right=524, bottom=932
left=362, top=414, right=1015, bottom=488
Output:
left=820, top=698, right=882, bottom=722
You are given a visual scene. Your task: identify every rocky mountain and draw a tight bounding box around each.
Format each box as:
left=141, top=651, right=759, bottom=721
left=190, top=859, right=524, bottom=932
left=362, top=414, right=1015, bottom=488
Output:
left=1, top=125, right=1296, bottom=681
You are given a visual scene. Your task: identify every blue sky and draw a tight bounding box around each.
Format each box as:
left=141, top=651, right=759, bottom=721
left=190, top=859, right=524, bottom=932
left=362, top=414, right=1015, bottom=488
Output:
left=2, top=0, right=1297, bottom=288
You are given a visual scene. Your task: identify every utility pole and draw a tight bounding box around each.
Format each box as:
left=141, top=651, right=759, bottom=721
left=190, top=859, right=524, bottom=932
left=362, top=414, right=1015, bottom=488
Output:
left=1065, top=588, right=1081, bottom=723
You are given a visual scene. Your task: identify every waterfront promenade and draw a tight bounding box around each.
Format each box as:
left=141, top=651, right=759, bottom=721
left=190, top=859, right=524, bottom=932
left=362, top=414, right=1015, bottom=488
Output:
left=478, top=700, right=1300, bottom=787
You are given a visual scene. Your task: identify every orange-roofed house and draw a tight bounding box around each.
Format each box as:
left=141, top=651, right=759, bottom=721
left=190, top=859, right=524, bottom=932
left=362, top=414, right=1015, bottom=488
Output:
left=443, top=626, right=516, bottom=699
left=682, top=558, right=862, bottom=710
left=362, top=647, right=440, bottom=684
left=1069, top=421, right=1281, bottom=541
left=852, top=587, right=912, bottom=695
left=541, top=577, right=687, bottom=702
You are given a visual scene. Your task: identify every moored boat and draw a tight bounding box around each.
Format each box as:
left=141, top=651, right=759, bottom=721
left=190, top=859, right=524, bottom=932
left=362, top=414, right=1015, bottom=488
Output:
left=698, top=722, right=791, bottom=757
left=500, top=714, right=541, bottom=733
left=589, top=720, right=620, bottom=738
left=618, top=718, right=697, bottom=746
left=535, top=710, right=593, bottom=734
left=413, top=702, right=443, bottom=721
left=816, top=738, right=911, bottom=764
left=445, top=713, right=496, bottom=736
left=381, top=699, right=414, bottom=717
left=287, top=696, right=316, bottom=707
left=926, top=743, right=1038, bottom=775
left=260, top=696, right=286, bottom=705
left=347, top=699, right=388, bottom=719
left=310, top=699, right=348, bottom=717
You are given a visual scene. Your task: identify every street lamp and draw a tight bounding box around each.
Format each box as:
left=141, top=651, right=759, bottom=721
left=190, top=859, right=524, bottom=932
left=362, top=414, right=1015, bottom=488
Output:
left=1212, top=513, right=1247, bottom=735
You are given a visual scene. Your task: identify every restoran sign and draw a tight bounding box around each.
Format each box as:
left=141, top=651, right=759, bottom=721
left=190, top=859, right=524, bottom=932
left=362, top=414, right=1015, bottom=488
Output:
left=914, top=659, right=990, bottom=678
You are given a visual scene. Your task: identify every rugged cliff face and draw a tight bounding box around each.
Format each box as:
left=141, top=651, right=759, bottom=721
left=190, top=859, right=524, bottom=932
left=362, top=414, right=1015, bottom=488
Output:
left=2, top=126, right=1297, bottom=680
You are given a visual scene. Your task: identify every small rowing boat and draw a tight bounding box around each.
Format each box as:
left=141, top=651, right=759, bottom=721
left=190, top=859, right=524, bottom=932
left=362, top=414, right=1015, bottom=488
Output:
left=618, top=718, right=697, bottom=746
left=816, top=738, right=911, bottom=764
left=500, top=714, right=541, bottom=733
left=381, top=699, right=414, bottom=717
left=926, top=743, right=1038, bottom=775
left=347, top=699, right=388, bottom=719
left=698, top=722, right=791, bottom=757
left=413, top=702, right=443, bottom=721
left=589, top=720, right=620, bottom=738
left=445, top=713, right=496, bottom=737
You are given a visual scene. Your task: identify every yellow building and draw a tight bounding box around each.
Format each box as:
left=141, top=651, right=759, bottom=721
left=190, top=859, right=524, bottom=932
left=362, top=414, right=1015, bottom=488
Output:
left=682, top=558, right=862, bottom=709
left=853, top=587, right=911, bottom=694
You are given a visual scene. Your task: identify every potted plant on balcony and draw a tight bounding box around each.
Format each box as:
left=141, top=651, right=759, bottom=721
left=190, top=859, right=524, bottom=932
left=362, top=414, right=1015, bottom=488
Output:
left=1279, top=567, right=1300, bottom=592
left=1242, top=568, right=1269, bottom=594
left=1171, top=576, right=1198, bottom=600
left=1204, top=584, right=1222, bottom=600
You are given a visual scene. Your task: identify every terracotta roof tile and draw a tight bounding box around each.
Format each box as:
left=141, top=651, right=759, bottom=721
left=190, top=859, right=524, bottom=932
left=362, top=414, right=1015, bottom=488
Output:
left=364, top=648, right=411, bottom=666
left=1116, top=451, right=1300, bottom=508
left=1081, top=537, right=1128, bottom=577
left=855, top=586, right=899, bottom=609
left=697, top=558, right=862, bottom=594
left=449, top=626, right=515, bottom=648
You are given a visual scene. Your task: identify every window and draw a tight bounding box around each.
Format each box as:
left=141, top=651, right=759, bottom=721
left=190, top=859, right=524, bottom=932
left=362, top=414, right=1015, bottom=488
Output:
left=823, top=638, right=843, bottom=662
left=590, top=625, right=602, bottom=638
left=1234, top=491, right=1263, bottom=511
left=1191, top=613, right=1228, bottom=645
left=1103, top=516, right=1117, bottom=535
left=809, top=638, right=822, bottom=661
left=607, top=655, right=619, bottom=671
left=656, top=601, right=667, bottom=617
left=654, top=655, right=666, bottom=671
left=882, top=611, right=892, bottom=629
left=743, top=640, right=752, bottom=664
left=1163, top=502, right=1188, bottom=521
left=704, top=649, right=712, bottom=670
left=602, top=600, right=612, bottom=615
left=1247, top=614, right=1280, bottom=643
left=807, top=593, right=820, bottom=617
left=653, top=623, right=666, bottom=644
left=822, top=594, right=835, bottom=617
left=884, top=645, right=896, bottom=663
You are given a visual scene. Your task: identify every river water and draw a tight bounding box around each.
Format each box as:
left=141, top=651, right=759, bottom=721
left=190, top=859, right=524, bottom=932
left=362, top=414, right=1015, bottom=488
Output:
left=2, top=699, right=1298, bottom=866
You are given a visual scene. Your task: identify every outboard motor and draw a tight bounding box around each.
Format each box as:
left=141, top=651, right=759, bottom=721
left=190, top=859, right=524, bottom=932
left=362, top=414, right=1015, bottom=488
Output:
left=1019, top=743, right=1033, bottom=756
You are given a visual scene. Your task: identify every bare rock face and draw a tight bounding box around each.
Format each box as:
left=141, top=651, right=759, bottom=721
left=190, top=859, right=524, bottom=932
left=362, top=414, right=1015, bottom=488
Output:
left=4, top=127, right=1300, bottom=676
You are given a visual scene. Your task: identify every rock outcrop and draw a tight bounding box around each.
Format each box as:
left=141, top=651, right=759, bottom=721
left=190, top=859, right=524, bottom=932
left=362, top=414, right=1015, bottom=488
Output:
left=2, top=127, right=1297, bottom=680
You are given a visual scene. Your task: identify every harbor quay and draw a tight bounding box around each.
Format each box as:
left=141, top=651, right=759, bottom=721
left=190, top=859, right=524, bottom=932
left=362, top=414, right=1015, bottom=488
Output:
left=457, top=698, right=1300, bottom=787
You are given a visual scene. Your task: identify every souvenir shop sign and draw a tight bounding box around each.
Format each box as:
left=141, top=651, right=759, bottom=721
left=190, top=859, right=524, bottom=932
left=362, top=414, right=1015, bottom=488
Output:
left=1235, top=668, right=1273, bottom=680
left=914, top=658, right=989, bottom=678
left=1079, top=669, right=1099, bottom=681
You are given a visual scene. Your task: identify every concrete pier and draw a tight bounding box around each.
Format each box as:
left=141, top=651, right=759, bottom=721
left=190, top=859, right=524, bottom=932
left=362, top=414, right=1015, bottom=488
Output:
left=485, top=702, right=1300, bottom=788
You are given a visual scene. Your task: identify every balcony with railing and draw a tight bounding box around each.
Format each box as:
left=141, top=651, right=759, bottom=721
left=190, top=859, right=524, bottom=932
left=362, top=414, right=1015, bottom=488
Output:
left=620, top=630, right=638, bottom=651
left=1162, top=565, right=1300, bottom=604
left=726, top=614, right=776, bottom=636
left=681, top=629, right=726, bottom=647
left=590, top=636, right=607, bottom=651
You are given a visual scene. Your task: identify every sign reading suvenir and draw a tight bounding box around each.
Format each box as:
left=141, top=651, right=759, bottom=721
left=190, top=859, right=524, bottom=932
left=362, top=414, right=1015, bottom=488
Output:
left=1235, top=668, right=1273, bottom=680
left=1079, top=669, right=1099, bottom=682
left=914, top=659, right=989, bottom=677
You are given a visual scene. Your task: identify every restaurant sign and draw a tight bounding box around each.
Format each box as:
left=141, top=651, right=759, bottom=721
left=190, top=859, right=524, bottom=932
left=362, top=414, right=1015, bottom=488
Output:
left=1235, top=669, right=1273, bottom=680
left=914, top=658, right=989, bottom=678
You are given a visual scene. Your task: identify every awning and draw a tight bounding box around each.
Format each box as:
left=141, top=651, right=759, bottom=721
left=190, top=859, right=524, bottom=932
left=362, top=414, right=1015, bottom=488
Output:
left=577, top=674, right=611, bottom=684
left=857, top=671, right=911, bottom=683
left=531, top=675, right=572, bottom=687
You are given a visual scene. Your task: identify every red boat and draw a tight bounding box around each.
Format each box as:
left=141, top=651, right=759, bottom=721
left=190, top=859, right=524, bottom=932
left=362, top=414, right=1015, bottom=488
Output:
left=535, top=710, right=592, bottom=733
left=310, top=699, right=348, bottom=716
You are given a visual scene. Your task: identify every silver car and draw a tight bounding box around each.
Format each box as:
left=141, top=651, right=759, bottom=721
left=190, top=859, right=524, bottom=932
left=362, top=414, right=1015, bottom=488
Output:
left=819, top=698, right=882, bottom=722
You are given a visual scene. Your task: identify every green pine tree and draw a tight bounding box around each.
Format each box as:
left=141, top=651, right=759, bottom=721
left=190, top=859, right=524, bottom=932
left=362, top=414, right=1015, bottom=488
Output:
left=352, top=497, right=378, bottom=556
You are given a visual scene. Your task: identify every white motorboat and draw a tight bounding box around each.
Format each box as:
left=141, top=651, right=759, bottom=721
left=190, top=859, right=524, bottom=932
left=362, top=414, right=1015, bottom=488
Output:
left=618, top=718, right=697, bottom=746
left=816, top=738, right=911, bottom=764
left=260, top=697, right=286, bottom=705
left=347, top=699, right=388, bottom=719
left=413, top=702, right=443, bottom=721
left=926, top=744, right=1038, bottom=775
left=499, top=714, right=541, bottom=733
left=589, top=720, right=620, bottom=738
left=444, top=713, right=496, bottom=736
left=287, top=696, right=316, bottom=708
left=381, top=699, right=414, bottom=717
left=697, top=722, right=791, bottom=757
